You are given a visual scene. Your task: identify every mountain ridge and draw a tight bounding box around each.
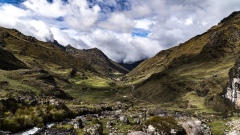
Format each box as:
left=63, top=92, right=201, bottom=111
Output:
left=127, top=11, right=240, bottom=111
left=65, top=45, right=129, bottom=75
left=0, top=26, right=128, bottom=76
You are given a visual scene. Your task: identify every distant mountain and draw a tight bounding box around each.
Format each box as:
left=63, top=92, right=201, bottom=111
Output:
left=66, top=45, right=129, bottom=75
left=0, top=26, right=129, bottom=76
left=119, top=60, right=144, bottom=71
left=127, top=11, right=240, bottom=110
left=0, top=27, right=97, bottom=73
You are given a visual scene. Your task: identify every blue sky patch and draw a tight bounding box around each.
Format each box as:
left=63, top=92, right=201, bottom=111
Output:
left=56, top=17, right=64, bottom=22
left=132, top=28, right=150, bottom=37
left=0, top=0, right=24, bottom=4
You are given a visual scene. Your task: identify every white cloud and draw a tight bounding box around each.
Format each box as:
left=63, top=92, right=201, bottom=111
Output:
left=134, top=19, right=156, bottom=30
left=125, top=4, right=152, bottom=19
left=64, top=0, right=100, bottom=31
left=23, top=0, right=65, bottom=18
left=0, top=0, right=240, bottom=63
left=82, top=29, right=162, bottom=63
left=98, top=12, right=134, bottom=33
left=0, top=4, right=29, bottom=27
left=28, top=20, right=54, bottom=41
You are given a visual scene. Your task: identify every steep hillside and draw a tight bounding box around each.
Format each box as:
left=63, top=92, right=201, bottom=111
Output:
left=66, top=45, right=129, bottom=75
left=0, top=27, right=95, bottom=73
left=128, top=11, right=240, bottom=111
left=0, top=26, right=130, bottom=133
left=0, top=48, right=28, bottom=70
left=128, top=11, right=240, bottom=81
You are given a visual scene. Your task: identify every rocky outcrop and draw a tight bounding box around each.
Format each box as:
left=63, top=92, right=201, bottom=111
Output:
left=225, top=57, right=240, bottom=108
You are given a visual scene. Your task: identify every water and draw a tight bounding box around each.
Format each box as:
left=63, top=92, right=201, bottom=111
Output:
left=13, top=114, right=98, bottom=135
left=46, top=123, right=54, bottom=128
left=13, top=123, right=55, bottom=135
left=14, top=127, right=40, bottom=135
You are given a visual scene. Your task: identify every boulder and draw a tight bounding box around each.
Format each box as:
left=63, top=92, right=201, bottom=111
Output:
left=227, top=130, right=240, bottom=135
left=147, top=125, right=155, bottom=135
left=83, top=124, right=103, bottom=135
left=182, top=120, right=202, bottom=135
left=134, top=118, right=140, bottom=124
left=127, top=131, right=147, bottom=135
left=73, top=118, right=83, bottom=129
left=119, top=115, right=129, bottom=124
left=115, top=110, right=123, bottom=115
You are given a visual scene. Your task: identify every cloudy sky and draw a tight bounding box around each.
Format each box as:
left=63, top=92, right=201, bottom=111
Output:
left=0, top=0, right=240, bottom=63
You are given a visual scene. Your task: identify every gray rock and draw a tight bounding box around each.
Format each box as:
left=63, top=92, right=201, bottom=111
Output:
left=182, top=120, right=202, bottom=135
left=109, top=133, right=125, bottom=135
left=134, top=118, right=140, bottom=124
left=119, top=115, right=129, bottom=124
left=37, top=128, right=76, bottom=135
left=115, top=110, right=123, bottom=115
left=73, top=118, right=83, bottom=129
left=227, top=130, right=240, bottom=135
left=83, top=124, right=103, bottom=135
left=127, top=131, right=148, bottom=135
left=147, top=125, right=155, bottom=135
left=201, top=124, right=211, bottom=135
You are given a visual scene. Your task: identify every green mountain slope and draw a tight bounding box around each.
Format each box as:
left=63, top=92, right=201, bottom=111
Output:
left=0, top=27, right=95, bottom=73
left=66, top=45, right=129, bottom=75
left=128, top=11, right=240, bottom=111
left=0, top=26, right=130, bottom=133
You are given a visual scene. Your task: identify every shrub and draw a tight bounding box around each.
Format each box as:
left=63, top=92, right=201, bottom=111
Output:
left=1, top=118, right=21, bottom=132
left=145, top=116, right=185, bottom=134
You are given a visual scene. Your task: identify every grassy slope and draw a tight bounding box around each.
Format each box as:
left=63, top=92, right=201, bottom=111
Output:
left=0, top=26, right=126, bottom=99
left=127, top=12, right=240, bottom=113
left=66, top=46, right=129, bottom=75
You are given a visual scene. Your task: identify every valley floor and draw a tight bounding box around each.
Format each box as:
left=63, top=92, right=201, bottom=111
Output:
left=0, top=69, right=237, bottom=135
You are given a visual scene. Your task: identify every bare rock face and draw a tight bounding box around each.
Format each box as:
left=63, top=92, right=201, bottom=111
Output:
left=225, top=57, right=240, bottom=108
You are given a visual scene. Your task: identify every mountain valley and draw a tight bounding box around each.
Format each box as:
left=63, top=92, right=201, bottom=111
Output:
left=1, top=11, right=240, bottom=135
